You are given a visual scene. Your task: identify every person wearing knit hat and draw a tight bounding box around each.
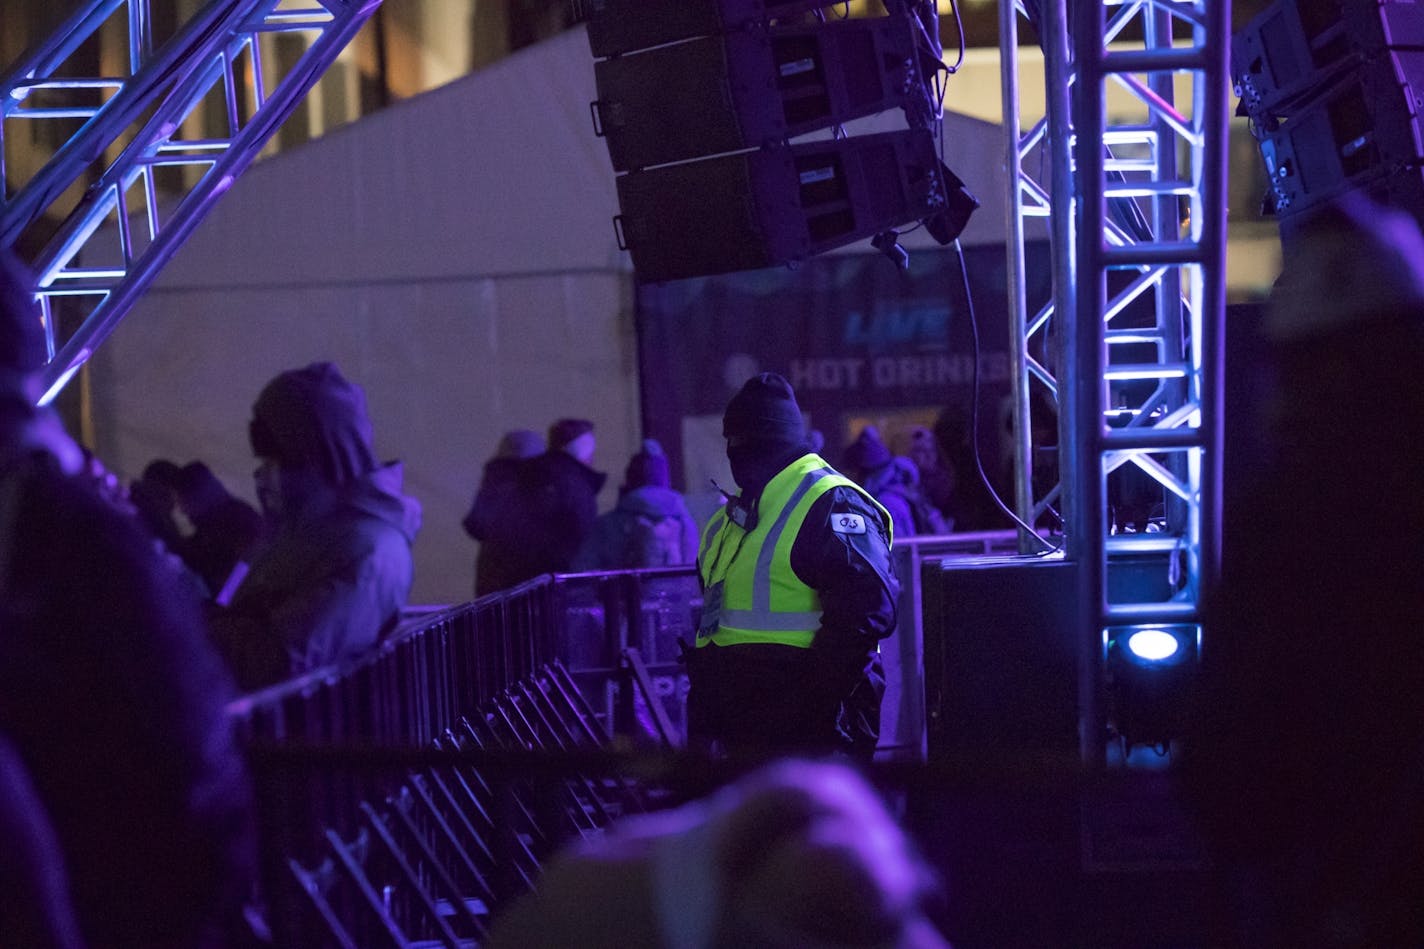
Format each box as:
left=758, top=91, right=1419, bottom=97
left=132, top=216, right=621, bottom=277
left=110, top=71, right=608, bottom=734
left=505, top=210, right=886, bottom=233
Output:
left=688, top=372, right=900, bottom=763
left=210, top=361, right=422, bottom=689
left=500, top=415, right=608, bottom=584
left=623, top=437, right=671, bottom=492
left=843, top=426, right=893, bottom=475
left=722, top=373, right=808, bottom=446
left=572, top=438, right=699, bottom=571
left=463, top=428, right=547, bottom=596
left=842, top=426, right=940, bottom=539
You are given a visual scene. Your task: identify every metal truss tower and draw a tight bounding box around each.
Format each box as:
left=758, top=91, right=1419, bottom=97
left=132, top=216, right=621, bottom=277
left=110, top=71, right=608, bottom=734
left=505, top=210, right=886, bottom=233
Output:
left=1, top=0, right=382, bottom=403
left=1000, top=0, right=1230, bottom=763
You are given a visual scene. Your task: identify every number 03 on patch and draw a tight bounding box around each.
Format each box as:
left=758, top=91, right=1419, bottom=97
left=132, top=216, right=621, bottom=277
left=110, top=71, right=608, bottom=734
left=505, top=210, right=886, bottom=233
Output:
left=832, top=513, right=867, bottom=535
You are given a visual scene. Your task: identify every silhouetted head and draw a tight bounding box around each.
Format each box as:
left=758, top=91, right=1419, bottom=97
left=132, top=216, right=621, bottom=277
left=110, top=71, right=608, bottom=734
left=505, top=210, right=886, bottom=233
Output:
left=495, top=429, right=543, bottom=460
left=549, top=418, right=596, bottom=465
left=139, top=458, right=183, bottom=489
left=722, top=372, right=808, bottom=494
left=905, top=426, right=941, bottom=472
left=483, top=758, right=950, bottom=949
left=842, top=426, right=892, bottom=482
left=248, top=362, right=376, bottom=520
left=175, top=461, right=229, bottom=519
left=624, top=438, right=670, bottom=491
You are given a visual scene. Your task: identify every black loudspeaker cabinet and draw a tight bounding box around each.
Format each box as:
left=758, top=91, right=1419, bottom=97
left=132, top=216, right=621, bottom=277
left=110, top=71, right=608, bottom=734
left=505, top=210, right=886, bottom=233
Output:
left=592, top=15, right=922, bottom=173
left=614, top=128, right=953, bottom=283
left=1256, top=48, right=1424, bottom=220
left=921, top=551, right=1178, bottom=760
left=921, top=557, right=1081, bottom=760
left=1233, top=0, right=1424, bottom=120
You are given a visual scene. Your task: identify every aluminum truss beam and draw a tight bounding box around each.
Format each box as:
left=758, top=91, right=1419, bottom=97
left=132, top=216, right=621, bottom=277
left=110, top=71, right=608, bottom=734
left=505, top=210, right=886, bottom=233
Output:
left=1001, top=0, right=1229, bottom=763
left=0, top=0, right=383, bottom=403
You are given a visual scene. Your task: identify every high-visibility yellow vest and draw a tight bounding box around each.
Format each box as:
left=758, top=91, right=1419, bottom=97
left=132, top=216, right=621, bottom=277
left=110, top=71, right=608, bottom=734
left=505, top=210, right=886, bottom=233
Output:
left=696, top=453, right=890, bottom=649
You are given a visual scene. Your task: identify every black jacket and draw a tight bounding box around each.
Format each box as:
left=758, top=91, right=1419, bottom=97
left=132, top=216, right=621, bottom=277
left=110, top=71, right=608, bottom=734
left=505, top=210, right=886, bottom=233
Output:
left=514, top=449, right=607, bottom=579
left=464, top=455, right=536, bottom=596
left=689, top=459, right=899, bottom=760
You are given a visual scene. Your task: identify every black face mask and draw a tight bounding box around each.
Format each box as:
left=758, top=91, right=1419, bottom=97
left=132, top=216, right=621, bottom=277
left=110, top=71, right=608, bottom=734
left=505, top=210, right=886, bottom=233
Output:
left=726, top=439, right=807, bottom=499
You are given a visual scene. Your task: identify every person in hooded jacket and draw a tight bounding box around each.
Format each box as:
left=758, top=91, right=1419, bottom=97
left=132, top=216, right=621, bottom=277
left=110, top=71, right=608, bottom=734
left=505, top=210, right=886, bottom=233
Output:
left=210, top=361, right=422, bottom=691
left=0, top=251, right=256, bottom=947
left=463, top=428, right=544, bottom=596
left=573, top=438, right=700, bottom=570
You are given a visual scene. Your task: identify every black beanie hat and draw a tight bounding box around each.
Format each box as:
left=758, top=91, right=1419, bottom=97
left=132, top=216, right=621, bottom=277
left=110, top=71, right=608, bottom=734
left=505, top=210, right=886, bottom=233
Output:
left=549, top=418, right=594, bottom=450
left=843, top=425, right=892, bottom=472
left=624, top=438, right=670, bottom=490
left=723, top=372, right=805, bottom=444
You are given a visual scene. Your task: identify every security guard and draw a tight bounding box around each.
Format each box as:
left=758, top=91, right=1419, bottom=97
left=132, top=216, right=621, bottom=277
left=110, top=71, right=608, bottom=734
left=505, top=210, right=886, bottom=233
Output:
left=688, top=372, right=899, bottom=762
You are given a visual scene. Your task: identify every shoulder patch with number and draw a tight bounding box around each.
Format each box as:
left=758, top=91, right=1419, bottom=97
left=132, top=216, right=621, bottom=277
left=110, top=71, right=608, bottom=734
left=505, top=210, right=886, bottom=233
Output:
left=831, top=512, right=867, bottom=535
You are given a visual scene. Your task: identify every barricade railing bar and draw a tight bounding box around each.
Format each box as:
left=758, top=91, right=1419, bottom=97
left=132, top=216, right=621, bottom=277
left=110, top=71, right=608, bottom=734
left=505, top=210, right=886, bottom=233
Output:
left=256, top=660, right=661, bottom=946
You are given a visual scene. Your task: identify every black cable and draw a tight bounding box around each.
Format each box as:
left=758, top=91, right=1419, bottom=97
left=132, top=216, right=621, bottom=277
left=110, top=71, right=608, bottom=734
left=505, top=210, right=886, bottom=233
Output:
left=942, top=0, right=965, bottom=75
left=954, top=239, right=1061, bottom=554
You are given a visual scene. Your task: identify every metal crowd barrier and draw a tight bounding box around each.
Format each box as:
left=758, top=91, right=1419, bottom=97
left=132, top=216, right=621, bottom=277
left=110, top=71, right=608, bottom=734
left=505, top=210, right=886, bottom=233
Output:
left=226, top=532, right=1027, bottom=755
left=252, top=663, right=658, bottom=946
left=227, top=568, right=700, bottom=946
left=224, top=533, right=1033, bottom=946
left=229, top=566, right=701, bottom=750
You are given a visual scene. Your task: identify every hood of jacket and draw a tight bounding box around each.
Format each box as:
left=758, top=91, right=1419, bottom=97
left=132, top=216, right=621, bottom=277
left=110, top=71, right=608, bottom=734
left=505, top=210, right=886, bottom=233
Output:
left=862, top=456, right=920, bottom=496
left=250, top=363, right=376, bottom=486
left=336, top=460, right=423, bottom=542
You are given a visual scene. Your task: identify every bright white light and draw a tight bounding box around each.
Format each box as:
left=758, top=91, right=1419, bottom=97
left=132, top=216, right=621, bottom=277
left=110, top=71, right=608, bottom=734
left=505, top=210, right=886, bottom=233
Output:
left=38, top=353, right=87, bottom=406
left=1127, top=628, right=1179, bottom=661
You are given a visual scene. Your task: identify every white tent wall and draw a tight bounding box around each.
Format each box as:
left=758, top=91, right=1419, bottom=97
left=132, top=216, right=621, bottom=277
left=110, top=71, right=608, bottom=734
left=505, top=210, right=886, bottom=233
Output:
left=86, top=26, right=1021, bottom=605
left=88, top=29, right=637, bottom=605
left=90, top=270, right=636, bottom=605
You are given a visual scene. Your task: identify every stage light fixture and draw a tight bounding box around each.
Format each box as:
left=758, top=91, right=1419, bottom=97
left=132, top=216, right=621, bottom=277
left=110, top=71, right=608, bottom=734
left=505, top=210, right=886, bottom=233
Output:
left=1126, top=628, right=1180, bottom=662
left=1105, top=625, right=1197, bottom=752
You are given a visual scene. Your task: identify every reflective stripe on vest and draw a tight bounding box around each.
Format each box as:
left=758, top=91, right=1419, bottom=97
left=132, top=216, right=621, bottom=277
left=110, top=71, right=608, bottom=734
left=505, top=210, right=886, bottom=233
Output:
left=696, top=453, right=884, bottom=649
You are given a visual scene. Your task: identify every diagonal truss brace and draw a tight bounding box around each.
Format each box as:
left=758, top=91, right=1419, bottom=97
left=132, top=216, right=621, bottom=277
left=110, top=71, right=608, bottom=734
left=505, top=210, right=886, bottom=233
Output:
left=0, top=0, right=383, bottom=404
left=1, top=0, right=246, bottom=245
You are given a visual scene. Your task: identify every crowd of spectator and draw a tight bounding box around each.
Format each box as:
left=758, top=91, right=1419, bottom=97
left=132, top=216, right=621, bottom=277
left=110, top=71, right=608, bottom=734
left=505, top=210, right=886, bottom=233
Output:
left=17, top=186, right=1421, bottom=948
